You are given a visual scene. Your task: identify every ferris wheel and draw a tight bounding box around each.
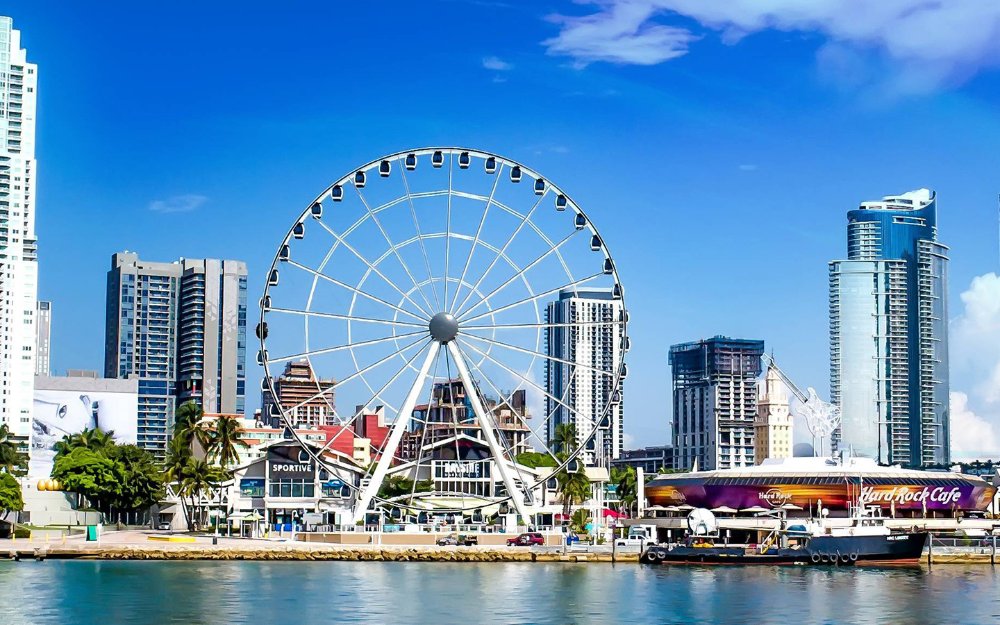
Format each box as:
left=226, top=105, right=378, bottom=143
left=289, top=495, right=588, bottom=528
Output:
left=257, top=148, right=627, bottom=523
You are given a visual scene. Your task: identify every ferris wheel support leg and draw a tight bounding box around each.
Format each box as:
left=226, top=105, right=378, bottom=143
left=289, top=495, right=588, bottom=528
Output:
left=350, top=342, right=440, bottom=525
left=447, top=341, right=533, bottom=524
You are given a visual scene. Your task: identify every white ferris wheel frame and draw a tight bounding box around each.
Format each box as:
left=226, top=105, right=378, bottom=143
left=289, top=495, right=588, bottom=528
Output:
left=256, top=147, right=629, bottom=524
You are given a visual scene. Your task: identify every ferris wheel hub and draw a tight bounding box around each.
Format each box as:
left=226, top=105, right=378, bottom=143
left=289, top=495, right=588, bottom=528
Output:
left=428, top=312, right=459, bottom=343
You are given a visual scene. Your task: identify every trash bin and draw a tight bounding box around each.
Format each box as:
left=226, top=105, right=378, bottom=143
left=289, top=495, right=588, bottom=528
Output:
left=86, top=525, right=98, bottom=541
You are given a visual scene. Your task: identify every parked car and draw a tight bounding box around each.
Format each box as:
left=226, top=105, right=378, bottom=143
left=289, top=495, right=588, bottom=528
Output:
left=157, top=523, right=171, bottom=531
left=437, top=534, right=479, bottom=546
left=506, top=532, right=545, bottom=547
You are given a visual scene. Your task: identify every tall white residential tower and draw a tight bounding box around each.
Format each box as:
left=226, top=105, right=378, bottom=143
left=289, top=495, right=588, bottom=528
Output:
left=0, top=17, right=38, bottom=445
left=545, top=288, right=624, bottom=465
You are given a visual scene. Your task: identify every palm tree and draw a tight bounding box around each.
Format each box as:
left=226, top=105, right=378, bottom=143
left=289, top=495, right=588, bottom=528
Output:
left=174, top=401, right=209, bottom=449
left=54, top=427, right=116, bottom=460
left=164, top=435, right=195, bottom=529
left=551, top=423, right=578, bottom=455
left=0, top=424, right=27, bottom=476
left=610, top=466, right=637, bottom=516
left=556, top=465, right=591, bottom=517
left=177, top=458, right=227, bottom=531
left=205, top=415, right=248, bottom=469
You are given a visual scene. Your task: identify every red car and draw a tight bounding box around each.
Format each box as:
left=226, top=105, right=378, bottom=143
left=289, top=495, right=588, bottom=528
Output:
left=506, top=532, right=545, bottom=547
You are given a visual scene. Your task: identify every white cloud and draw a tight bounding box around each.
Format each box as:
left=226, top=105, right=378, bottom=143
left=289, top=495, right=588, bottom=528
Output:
left=950, top=392, right=999, bottom=460
left=950, top=272, right=1000, bottom=459
left=543, top=1, right=1000, bottom=90
left=148, top=194, right=207, bottom=214
left=482, top=56, right=513, bottom=71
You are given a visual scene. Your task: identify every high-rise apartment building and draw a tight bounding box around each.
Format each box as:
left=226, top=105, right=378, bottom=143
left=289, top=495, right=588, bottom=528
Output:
left=545, top=288, right=624, bottom=465
left=754, top=364, right=792, bottom=464
left=669, top=336, right=764, bottom=471
left=34, top=300, right=50, bottom=375
left=829, top=189, right=949, bottom=467
left=105, top=252, right=247, bottom=456
left=0, top=17, right=38, bottom=444
left=176, top=258, right=248, bottom=415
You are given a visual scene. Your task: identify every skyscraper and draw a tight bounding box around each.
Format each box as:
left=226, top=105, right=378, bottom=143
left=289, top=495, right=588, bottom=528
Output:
left=105, top=252, right=247, bottom=456
left=34, top=300, right=50, bottom=375
left=829, top=189, right=949, bottom=467
left=176, top=258, right=248, bottom=415
left=545, top=288, right=624, bottom=464
left=0, top=17, right=38, bottom=445
left=669, top=336, right=764, bottom=471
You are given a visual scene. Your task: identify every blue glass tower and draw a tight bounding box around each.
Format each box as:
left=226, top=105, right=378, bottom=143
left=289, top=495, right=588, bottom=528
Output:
left=829, top=189, right=950, bottom=467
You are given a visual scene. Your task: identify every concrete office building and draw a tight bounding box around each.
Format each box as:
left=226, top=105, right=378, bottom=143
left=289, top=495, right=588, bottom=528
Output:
left=0, top=17, right=38, bottom=446
left=669, top=336, right=765, bottom=471
left=34, top=300, right=49, bottom=375
left=105, top=252, right=247, bottom=456
left=545, top=288, right=624, bottom=465
left=829, top=189, right=949, bottom=467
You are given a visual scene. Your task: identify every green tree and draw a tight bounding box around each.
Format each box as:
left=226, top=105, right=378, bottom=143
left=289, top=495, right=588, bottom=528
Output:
left=0, top=424, right=28, bottom=476
left=0, top=472, right=24, bottom=525
left=174, top=401, right=209, bottom=449
left=51, top=447, right=123, bottom=511
left=106, top=444, right=164, bottom=511
left=53, top=427, right=116, bottom=461
left=177, top=458, right=228, bottom=531
left=205, top=414, right=248, bottom=469
left=164, top=434, right=195, bottom=529
left=550, top=423, right=578, bottom=455
left=610, top=466, right=638, bottom=516
left=570, top=508, right=589, bottom=534
left=515, top=451, right=557, bottom=469
left=555, top=465, right=591, bottom=517
left=377, top=475, right=433, bottom=500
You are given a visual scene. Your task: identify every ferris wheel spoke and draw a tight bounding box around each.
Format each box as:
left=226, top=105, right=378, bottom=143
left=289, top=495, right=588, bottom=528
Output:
left=462, top=319, right=624, bottom=331
left=456, top=341, right=561, bottom=468
left=314, top=339, right=434, bottom=459
left=404, top=349, right=444, bottom=502
left=453, top=190, right=549, bottom=318
left=286, top=260, right=428, bottom=323
left=398, top=163, right=443, bottom=310
left=267, top=306, right=427, bottom=329
left=443, top=152, right=455, bottom=307
left=457, top=228, right=584, bottom=321
left=268, top=328, right=427, bottom=364
left=279, top=335, right=430, bottom=417
left=459, top=271, right=605, bottom=325
left=446, top=341, right=531, bottom=517
left=448, top=163, right=504, bottom=314
left=352, top=186, right=438, bottom=315
left=310, top=218, right=432, bottom=319
left=353, top=342, right=441, bottom=523
left=460, top=332, right=616, bottom=379
left=456, top=338, right=585, bottom=429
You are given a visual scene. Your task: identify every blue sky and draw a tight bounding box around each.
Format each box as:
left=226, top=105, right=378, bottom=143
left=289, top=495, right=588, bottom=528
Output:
left=10, top=1, right=1000, bottom=454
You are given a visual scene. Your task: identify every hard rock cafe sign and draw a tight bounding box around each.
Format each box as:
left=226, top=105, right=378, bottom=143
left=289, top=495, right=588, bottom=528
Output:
left=759, top=488, right=791, bottom=507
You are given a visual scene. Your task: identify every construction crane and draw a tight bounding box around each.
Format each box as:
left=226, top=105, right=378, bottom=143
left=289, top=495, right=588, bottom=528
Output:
left=760, top=353, right=841, bottom=457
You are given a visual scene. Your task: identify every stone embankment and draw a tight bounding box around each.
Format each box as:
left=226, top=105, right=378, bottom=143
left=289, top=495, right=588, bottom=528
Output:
left=2, top=540, right=638, bottom=563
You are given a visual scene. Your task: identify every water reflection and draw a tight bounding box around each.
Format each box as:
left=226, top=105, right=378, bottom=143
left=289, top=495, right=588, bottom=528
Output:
left=0, top=561, right=997, bottom=625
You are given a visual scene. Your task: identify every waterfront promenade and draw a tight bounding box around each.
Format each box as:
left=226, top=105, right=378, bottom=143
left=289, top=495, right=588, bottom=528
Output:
left=2, top=530, right=998, bottom=564
left=0, top=530, right=639, bottom=562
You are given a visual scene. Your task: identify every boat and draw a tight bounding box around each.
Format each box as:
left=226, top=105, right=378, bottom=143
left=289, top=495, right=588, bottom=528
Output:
left=641, top=504, right=927, bottom=566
